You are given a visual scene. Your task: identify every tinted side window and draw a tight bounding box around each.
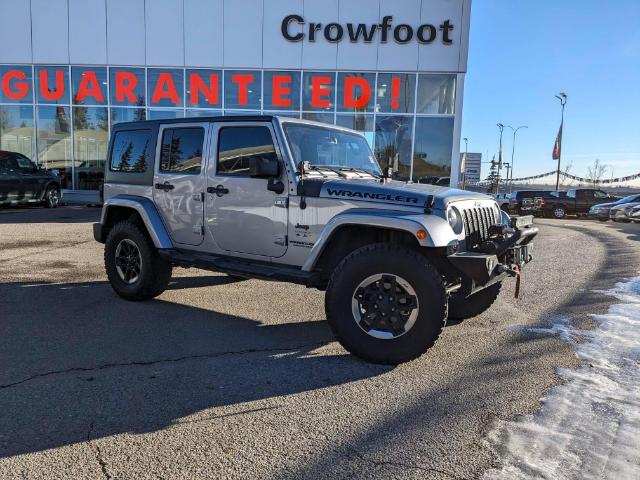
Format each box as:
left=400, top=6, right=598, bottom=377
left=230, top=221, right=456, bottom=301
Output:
left=217, top=126, right=276, bottom=177
left=159, top=127, right=205, bottom=174
left=110, top=130, right=152, bottom=172
left=567, top=190, right=576, bottom=198
left=15, top=155, right=33, bottom=170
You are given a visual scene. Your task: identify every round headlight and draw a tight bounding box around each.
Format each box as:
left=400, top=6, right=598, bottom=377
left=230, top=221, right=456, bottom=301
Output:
left=447, top=207, right=464, bottom=234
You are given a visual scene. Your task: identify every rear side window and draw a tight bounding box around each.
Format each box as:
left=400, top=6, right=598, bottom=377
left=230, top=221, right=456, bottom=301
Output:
left=159, top=127, right=205, bottom=174
left=217, top=126, right=276, bottom=176
left=110, top=130, right=152, bottom=172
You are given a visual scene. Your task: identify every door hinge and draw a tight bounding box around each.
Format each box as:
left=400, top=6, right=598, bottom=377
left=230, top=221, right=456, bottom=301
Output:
left=274, top=235, right=288, bottom=246
left=192, top=192, right=204, bottom=202
left=274, top=197, right=289, bottom=208
left=192, top=224, right=204, bottom=235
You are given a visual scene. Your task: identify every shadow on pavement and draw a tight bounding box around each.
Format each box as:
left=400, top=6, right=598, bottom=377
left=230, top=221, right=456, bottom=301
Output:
left=0, top=205, right=99, bottom=224
left=0, top=278, right=389, bottom=458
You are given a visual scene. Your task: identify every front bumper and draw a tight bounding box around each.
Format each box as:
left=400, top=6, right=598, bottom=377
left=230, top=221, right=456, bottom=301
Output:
left=447, top=215, right=537, bottom=287
left=588, top=210, right=609, bottom=220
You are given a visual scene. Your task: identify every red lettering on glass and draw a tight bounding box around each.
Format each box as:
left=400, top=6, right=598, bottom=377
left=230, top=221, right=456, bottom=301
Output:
left=271, top=75, right=292, bottom=107
left=76, top=71, right=105, bottom=103
left=1, top=70, right=29, bottom=100
left=152, top=73, right=179, bottom=105
left=231, top=74, right=254, bottom=105
left=390, top=77, right=401, bottom=109
left=115, top=71, right=138, bottom=103
left=311, top=76, right=331, bottom=108
left=343, top=77, right=371, bottom=108
left=39, top=70, right=65, bottom=101
left=189, top=72, right=219, bottom=106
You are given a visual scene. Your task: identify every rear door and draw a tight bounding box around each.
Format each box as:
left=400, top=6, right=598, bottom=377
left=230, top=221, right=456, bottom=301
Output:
left=153, top=122, right=210, bottom=246
left=14, top=154, right=40, bottom=199
left=0, top=156, right=22, bottom=201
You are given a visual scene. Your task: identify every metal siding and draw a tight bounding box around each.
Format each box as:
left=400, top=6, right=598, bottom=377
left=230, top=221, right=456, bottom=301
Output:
left=0, top=0, right=32, bottom=63
left=31, top=0, right=69, bottom=64
left=262, top=0, right=303, bottom=69
left=145, top=0, right=184, bottom=66
left=223, top=0, right=263, bottom=68
left=417, top=0, right=463, bottom=72
left=336, top=0, right=380, bottom=70
left=69, top=0, right=107, bottom=64
left=301, top=0, right=339, bottom=70
left=376, top=0, right=420, bottom=71
left=106, top=0, right=146, bottom=65
left=184, top=0, right=223, bottom=67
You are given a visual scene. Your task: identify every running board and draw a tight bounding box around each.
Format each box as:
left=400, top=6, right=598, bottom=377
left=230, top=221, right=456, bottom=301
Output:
left=158, top=249, right=311, bottom=285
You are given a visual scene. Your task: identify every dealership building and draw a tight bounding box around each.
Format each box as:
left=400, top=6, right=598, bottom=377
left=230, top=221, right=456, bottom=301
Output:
left=0, top=0, right=471, bottom=199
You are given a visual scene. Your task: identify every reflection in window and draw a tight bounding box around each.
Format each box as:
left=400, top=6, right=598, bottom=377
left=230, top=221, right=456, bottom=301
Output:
left=36, top=66, right=70, bottom=105
left=302, top=112, right=334, bottom=124
left=376, top=73, right=415, bottom=114
left=263, top=71, right=301, bottom=111
left=269, top=111, right=300, bottom=119
left=111, top=107, right=146, bottom=125
left=374, top=115, right=414, bottom=181
left=302, top=72, right=335, bottom=112
left=109, top=68, right=145, bottom=107
left=336, top=114, right=374, bottom=148
left=337, top=72, right=375, bottom=113
left=217, top=126, right=276, bottom=176
left=224, top=70, right=261, bottom=110
left=0, top=105, right=35, bottom=159
left=109, top=130, right=152, bottom=172
left=160, top=128, right=204, bottom=174
left=0, top=65, right=33, bottom=104
left=186, top=109, right=222, bottom=117
left=224, top=110, right=261, bottom=116
left=147, top=109, right=184, bottom=120
left=186, top=69, right=221, bottom=108
left=36, top=106, right=72, bottom=188
left=412, top=117, right=454, bottom=181
left=73, top=107, right=108, bottom=190
left=72, top=67, right=107, bottom=105
left=148, top=69, right=184, bottom=107
left=416, top=75, right=456, bottom=114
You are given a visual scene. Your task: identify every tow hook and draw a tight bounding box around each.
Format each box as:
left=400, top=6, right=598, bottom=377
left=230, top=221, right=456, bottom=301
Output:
left=496, top=264, right=522, bottom=298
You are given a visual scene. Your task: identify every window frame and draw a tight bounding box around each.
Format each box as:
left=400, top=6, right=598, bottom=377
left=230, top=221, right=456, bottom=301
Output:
left=157, top=126, right=206, bottom=175
left=215, top=124, right=279, bottom=178
left=108, top=128, right=153, bottom=173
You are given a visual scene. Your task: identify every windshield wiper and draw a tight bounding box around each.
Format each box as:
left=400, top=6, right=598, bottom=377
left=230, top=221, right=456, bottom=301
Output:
left=307, top=165, right=348, bottom=178
left=339, top=167, right=381, bottom=179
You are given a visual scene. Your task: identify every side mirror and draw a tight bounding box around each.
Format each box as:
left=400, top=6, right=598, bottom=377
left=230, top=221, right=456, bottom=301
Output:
left=249, top=156, right=279, bottom=178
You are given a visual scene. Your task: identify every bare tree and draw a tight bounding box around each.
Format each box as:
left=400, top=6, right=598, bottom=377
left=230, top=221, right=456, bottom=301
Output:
left=560, top=161, right=574, bottom=187
left=586, top=159, right=608, bottom=188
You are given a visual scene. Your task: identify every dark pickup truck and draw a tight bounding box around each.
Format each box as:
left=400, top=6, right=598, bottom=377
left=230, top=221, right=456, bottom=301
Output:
left=542, top=188, right=619, bottom=219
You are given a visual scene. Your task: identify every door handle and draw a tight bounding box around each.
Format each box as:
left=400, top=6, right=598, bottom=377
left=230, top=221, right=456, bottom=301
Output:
left=155, top=182, right=174, bottom=191
left=207, top=185, right=229, bottom=197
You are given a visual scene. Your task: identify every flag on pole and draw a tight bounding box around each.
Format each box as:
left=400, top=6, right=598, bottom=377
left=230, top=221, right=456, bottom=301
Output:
left=552, top=124, right=562, bottom=160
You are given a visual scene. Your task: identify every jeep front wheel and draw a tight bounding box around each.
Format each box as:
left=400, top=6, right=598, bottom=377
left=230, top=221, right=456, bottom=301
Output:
left=325, top=243, right=447, bottom=365
left=104, top=221, right=172, bottom=301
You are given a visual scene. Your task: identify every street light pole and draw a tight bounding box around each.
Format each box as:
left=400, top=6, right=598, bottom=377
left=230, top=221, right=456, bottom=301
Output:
left=496, top=123, right=504, bottom=194
left=505, top=125, right=528, bottom=193
left=554, top=92, right=567, bottom=191
left=462, top=137, right=468, bottom=190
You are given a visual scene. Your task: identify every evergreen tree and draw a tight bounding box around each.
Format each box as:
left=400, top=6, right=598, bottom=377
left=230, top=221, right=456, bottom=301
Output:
left=133, top=140, right=149, bottom=172
left=117, top=141, right=133, bottom=171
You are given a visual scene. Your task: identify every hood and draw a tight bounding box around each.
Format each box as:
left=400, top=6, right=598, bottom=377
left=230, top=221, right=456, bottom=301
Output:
left=611, top=201, right=640, bottom=211
left=299, top=178, right=492, bottom=210
left=592, top=202, right=619, bottom=209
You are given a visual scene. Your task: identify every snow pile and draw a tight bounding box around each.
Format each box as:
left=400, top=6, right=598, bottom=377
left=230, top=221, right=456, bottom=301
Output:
left=485, top=277, right=640, bottom=480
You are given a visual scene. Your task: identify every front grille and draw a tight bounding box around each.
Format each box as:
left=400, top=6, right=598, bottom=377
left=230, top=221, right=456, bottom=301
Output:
left=461, top=206, right=499, bottom=250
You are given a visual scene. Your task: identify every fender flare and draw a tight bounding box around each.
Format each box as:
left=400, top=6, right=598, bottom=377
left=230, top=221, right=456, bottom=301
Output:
left=301, top=209, right=458, bottom=272
left=100, top=195, right=173, bottom=249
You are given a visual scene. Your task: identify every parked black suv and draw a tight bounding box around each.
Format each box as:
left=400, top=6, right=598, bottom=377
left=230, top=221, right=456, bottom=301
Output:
left=541, top=188, right=618, bottom=219
left=0, top=150, right=62, bottom=208
left=508, top=190, right=554, bottom=216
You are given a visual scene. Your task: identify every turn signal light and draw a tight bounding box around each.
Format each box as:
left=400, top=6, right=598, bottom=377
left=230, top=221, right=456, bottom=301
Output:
left=416, top=230, right=427, bottom=240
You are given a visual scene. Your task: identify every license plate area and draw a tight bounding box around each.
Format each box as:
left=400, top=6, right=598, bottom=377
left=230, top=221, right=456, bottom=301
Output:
left=508, top=243, right=533, bottom=266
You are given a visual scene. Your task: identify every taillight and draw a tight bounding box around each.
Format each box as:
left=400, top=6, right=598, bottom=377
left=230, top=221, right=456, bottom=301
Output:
left=539, top=198, right=545, bottom=206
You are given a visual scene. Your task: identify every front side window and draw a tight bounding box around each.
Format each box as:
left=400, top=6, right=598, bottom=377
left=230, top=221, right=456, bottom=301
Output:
left=217, top=126, right=276, bottom=177
left=594, top=190, right=608, bottom=198
left=159, top=127, right=205, bottom=174
left=110, top=130, right=152, bottom=173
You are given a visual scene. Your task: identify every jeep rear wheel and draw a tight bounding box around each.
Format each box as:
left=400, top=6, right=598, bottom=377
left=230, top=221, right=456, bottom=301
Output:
left=325, top=243, right=447, bottom=365
left=104, top=221, right=172, bottom=301
left=448, top=282, right=502, bottom=321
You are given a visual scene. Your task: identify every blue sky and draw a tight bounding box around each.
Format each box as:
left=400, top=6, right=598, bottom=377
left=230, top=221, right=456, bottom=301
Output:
left=462, top=0, right=640, bottom=181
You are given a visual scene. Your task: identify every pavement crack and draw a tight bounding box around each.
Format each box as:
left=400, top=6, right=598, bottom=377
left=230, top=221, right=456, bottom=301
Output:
left=87, top=421, right=112, bottom=480
left=346, top=445, right=471, bottom=480
left=0, top=342, right=325, bottom=390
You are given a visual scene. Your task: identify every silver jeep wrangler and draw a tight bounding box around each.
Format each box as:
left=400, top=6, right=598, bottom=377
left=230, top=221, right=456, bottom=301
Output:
left=94, top=116, right=537, bottom=364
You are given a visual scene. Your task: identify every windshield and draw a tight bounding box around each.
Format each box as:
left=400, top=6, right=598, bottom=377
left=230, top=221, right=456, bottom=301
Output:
left=283, top=123, right=381, bottom=176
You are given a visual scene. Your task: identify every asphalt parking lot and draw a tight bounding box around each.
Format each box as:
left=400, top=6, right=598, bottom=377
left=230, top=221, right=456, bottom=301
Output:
left=1, top=206, right=639, bottom=479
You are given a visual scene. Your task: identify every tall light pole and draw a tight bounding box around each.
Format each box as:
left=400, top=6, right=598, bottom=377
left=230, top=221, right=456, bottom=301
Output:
left=496, top=123, right=504, bottom=194
left=462, top=137, right=468, bottom=190
left=506, top=125, right=528, bottom=193
left=554, top=92, right=567, bottom=190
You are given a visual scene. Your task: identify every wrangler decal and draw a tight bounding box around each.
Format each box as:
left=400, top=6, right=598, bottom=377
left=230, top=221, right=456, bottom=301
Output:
left=325, top=188, right=420, bottom=204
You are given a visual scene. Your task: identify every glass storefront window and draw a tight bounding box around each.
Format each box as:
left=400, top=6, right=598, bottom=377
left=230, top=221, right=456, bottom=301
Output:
left=336, top=113, right=374, bottom=147
left=224, top=70, right=261, bottom=110
left=374, top=115, right=414, bottom=181
left=337, top=72, right=375, bottom=113
left=73, top=107, right=108, bottom=190
left=416, top=75, right=456, bottom=114
left=35, top=66, right=70, bottom=105
left=109, top=68, right=145, bottom=107
left=36, top=106, right=72, bottom=188
left=412, top=117, right=454, bottom=181
left=302, top=112, right=334, bottom=124
left=269, top=111, right=300, bottom=119
left=0, top=66, right=33, bottom=104
left=111, top=107, right=146, bottom=125
left=186, top=69, right=221, bottom=109
left=263, top=71, right=301, bottom=111
left=148, top=68, right=183, bottom=108
left=0, top=105, right=35, bottom=159
left=186, top=109, right=222, bottom=117
left=147, top=109, right=184, bottom=120
left=376, top=73, right=416, bottom=114
left=302, top=71, right=335, bottom=112
left=223, top=110, right=261, bottom=116
left=72, top=67, right=107, bottom=106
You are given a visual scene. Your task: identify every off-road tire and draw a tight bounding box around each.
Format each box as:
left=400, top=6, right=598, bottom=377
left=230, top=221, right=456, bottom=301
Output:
left=104, top=221, right=172, bottom=301
left=448, top=282, right=502, bottom=321
left=44, top=185, right=60, bottom=208
left=325, top=243, right=447, bottom=365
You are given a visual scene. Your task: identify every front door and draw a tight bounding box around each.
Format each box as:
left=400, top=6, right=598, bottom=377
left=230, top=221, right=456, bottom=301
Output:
left=207, top=122, right=288, bottom=258
left=153, top=122, right=209, bottom=246
left=0, top=156, right=21, bottom=201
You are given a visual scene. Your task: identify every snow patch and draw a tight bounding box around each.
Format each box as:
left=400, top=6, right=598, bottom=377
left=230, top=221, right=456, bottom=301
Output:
left=485, top=277, right=640, bottom=480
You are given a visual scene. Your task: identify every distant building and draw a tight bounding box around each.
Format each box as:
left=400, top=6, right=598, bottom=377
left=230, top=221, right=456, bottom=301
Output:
left=460, top=152, right=481, bottom=184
